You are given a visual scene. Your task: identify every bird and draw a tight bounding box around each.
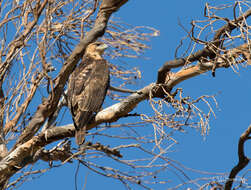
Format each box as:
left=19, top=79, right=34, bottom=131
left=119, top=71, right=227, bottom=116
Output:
left=67, top=42, right=109, bottom=145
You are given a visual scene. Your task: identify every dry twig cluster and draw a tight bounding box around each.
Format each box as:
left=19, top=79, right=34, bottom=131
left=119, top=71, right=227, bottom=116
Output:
left=0, top=1, right=250, bottom=190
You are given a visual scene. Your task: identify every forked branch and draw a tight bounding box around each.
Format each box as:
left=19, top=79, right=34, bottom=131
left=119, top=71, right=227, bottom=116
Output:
left=224, top=125, right=251, bottom=190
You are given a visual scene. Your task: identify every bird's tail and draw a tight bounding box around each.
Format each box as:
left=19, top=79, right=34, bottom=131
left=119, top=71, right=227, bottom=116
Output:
left=75, top=127, right=86, bottom=146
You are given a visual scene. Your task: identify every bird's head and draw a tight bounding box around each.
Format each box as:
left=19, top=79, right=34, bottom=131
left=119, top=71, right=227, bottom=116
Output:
left=85, top=42, right=108, bottom=59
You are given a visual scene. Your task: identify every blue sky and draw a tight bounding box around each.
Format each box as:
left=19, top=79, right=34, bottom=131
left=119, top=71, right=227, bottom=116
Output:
left=20, top=0, right=251, bottom=189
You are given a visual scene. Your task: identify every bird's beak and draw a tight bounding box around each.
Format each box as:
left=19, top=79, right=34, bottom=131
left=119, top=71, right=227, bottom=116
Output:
left=97, top=44, right=108, bottom=51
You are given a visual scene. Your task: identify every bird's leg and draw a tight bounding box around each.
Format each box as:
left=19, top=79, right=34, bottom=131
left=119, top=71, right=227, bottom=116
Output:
left=109, top=85, right=142, bottom=94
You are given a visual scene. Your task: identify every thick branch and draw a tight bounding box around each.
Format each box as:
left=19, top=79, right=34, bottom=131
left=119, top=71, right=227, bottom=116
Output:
left=0, top=0, right=129, bottom=188
left=163, top=42, right=249, bottom=89
left=2, top=3, right=250, bottom=189
left=14, top=42, right=250, bottom=147
left=20, top=43, right=250, bottom=137
left=15, top=0, right=129, bottom=148
left=0, top=122, right=124, bottom=185
left=157, top=8, right=251, bottom=83
left=224, top=125, right=251, bottom=190
left=89, top=84, right=153, bottom=129
left=0, top=125, right=75, bottom=187
left=0, top=40, right=249, bottom=186
left=0, top=83, right=153, bottom=187
left=157, top=49, right=211, bottom=83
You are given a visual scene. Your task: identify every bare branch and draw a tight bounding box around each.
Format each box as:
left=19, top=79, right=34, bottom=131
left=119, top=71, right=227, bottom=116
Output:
left=15, top=0, right=129, bottom=148
left=224, top=125, right=251, bottom=190
left=0, top=0, right=129, bottom=188
left=0, top=1, right=251, bottom=189
left=0, top=0, right=49, bottom=82
left=157, top=7, right=251, bottom=83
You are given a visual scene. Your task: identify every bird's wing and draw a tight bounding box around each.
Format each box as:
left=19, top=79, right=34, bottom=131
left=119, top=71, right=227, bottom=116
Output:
left=68, top=59, right=109, bottom=145
left=68, top=59, right=93, bottom=115
left=77, top=60, right=109, bottom=114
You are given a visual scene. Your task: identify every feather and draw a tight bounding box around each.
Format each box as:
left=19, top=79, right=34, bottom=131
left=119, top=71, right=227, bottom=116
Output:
left=68, top=43, right=109, bottom=145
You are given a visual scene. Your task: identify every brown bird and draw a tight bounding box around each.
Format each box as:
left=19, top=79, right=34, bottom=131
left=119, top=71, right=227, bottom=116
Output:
left=67, top=42, right=109, bottom=145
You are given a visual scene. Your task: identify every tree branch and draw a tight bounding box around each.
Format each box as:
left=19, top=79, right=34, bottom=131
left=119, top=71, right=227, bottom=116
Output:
left=0, top=0, right=129, bottom=188
left=1, top=2, right=250, bottom=189
left=0, top=0, right=49, bottom=82
left=30, top=43, right=251, bottom=135
left=0, top=125, right=74, bottom=187
left=224, top=125, right=251, bottom=190
left=157, top=8, right=251, bottom=84
left=15, top=0, right=129, bottom=148
left=0, top=39, right=249, bottom=188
